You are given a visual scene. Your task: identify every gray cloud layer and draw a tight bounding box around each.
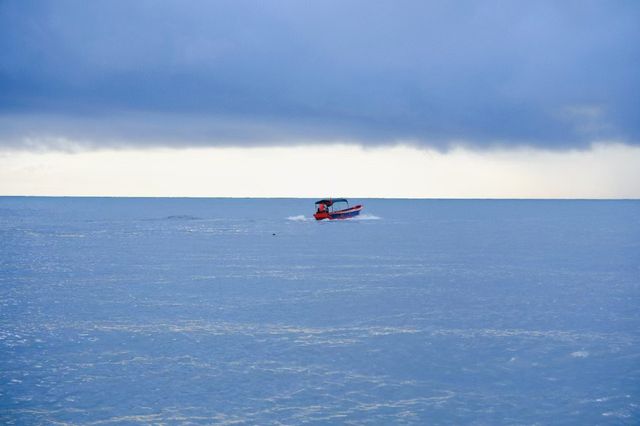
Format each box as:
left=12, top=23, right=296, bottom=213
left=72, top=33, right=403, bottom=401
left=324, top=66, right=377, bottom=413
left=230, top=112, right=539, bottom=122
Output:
left=1, top=0, right=638, bottom=150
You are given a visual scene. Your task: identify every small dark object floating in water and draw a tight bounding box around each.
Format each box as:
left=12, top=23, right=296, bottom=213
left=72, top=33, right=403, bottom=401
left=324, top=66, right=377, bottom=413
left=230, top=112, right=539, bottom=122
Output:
left=313, top=198, right=363, bottom=221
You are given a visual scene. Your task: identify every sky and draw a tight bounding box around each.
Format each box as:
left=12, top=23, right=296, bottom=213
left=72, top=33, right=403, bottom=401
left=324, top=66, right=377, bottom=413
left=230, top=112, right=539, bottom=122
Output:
left=1, top=0, right=639, bottom=198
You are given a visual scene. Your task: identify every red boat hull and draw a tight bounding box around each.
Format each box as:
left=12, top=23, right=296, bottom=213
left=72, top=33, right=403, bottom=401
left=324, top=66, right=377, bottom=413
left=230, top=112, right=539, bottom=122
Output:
left=314, top=205, right=363, bottom=220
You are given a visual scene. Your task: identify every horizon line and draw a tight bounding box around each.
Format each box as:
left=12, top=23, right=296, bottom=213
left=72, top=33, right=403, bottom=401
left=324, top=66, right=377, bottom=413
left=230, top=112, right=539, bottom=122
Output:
left=1, top=195, right=638, bottom=201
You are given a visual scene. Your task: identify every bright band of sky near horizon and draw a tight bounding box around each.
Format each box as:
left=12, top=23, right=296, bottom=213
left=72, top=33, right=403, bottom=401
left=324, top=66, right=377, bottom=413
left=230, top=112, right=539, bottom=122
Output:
left=2, top=143, right=639, bottom=198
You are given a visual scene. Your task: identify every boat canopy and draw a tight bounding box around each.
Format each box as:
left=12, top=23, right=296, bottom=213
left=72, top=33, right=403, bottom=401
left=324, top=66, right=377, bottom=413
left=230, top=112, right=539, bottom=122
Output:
left=315, top=198, right=348, bottom=206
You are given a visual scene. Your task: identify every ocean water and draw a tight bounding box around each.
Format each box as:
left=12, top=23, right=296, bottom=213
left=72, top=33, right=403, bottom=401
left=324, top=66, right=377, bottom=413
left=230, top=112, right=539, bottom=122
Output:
left=0, top=197, right=638, bottom=425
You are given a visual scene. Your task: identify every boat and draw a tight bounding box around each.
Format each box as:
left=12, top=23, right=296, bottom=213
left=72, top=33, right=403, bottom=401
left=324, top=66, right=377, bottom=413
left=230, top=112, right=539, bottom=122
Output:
left=313, top=198, right=363, bottom=220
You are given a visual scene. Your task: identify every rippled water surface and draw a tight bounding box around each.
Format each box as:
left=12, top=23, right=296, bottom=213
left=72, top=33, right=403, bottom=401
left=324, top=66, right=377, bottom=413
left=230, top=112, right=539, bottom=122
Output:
left=1, top=198, right=639, bottom=424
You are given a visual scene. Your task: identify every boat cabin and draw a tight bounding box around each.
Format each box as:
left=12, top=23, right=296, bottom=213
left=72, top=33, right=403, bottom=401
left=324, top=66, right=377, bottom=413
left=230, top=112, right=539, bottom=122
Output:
left=315, top=198, right=349, bottom=213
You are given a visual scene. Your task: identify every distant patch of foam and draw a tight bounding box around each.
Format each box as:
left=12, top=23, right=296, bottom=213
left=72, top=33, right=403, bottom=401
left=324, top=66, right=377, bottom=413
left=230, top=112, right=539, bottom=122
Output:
left=287, top=215, right=310, bottom=222
left=602, top=411, right=632, bottom=418
left=570, top=350, right=589, bottom=358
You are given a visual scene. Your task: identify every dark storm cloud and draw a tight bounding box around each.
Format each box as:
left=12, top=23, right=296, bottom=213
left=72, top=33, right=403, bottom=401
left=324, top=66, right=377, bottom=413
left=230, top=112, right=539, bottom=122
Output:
left=0, top=0, right=638, bottom=150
